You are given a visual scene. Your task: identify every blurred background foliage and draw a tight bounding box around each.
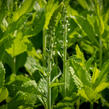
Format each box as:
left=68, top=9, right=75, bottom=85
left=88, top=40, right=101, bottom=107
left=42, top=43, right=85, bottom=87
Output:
left=0, top=0, right=109, bottom=109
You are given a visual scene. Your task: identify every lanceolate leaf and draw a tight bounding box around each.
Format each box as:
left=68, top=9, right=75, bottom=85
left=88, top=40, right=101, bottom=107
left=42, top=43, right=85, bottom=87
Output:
left=95, top=82, right=109, bottom=93
left=24, top=8, right=45, bottom=36
left=50, top=82, right=64, bottom=88
left=75, top=44, right=86, bottom=66
left=12, top=0, right=35, bottom=22
left=94, top=60, right=109, bottom=87
left=36, top=0, right=47, bottom=8
left=44, top=0, right=60, bottom=29
left=69, top=67, right=83, bottom=88
left=70, top=58, right=91, bottom=86
left=77, top=0, right=89, bottom=9
left=73, top=16, right=99, bottom=46
left=91, top=65, right=100, bottom=84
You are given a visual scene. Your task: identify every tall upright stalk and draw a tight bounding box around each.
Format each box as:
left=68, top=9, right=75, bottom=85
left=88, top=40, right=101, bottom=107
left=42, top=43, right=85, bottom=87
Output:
left=47, top=27, right=56, bottom=109
left=43, top=28, right=51, bottom=109
left=45, top=3, right=63, bottom=109
left=62, top=6, right=68, bottom=96
left=43, top=29, right=47, bottom=66
left=47, top=21, right=56, bottom=109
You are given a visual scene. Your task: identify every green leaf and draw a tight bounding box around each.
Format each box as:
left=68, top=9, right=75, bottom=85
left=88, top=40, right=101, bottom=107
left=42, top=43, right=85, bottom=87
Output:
left=51, top=87, right=58, bottom=108
left=54, top=100, right=75, bottom=109
left=18, top=106, right=33, bottom=109
left=78, top=89, right=89, bottom=101
left=80, top=41, right=94, bottom=54
left=104, top=9, right=109, bottom=25
left=95, top=82, right=109, bottom=93
left=2, top=52, right=14, bottom=74
left=44, top=0, right=60, bottom=29
left=36, top=0, right=47, bottom=8
left=69, top=67, right=83, bottom=89
left=31, top=9, right=45, bottom=36
left=7, top=75, right=30, bottom=97
left=24, top=9, right=45, bottom=36
left=50, top=83, right=64, bottom=88
left=99, top=16, right=104, bottom=35
left=86, top=54, right=95, bottom=71
left=6, top=32, right=29, bottom=57
left=60, top=61, right=77, bottom=97
left=77, top=0, right=89, bottom=9
left=69, top=58, right=91, bottom=86
left=84, top=86, right=100, bottom=102
left=94, top=60, right=109, bottom=87
left=75, top=45, right=86, bottom=66
left=8, top=91, right=37, bottom=108
left=25, top=56, right=46, bottom=77
left=15, top=52, right=27, bottom=72
left=12, top=0, right=35, bottom=22
left=0, top=87, right=8, bottom=103
left=91, top=65, right=100, bottom=84
left=3, top=52, right=27, bottom=74
left=78, top=86, right=100, bottom=102
left=66, top=5, right=78, bottom=16
left=21, top=80, right=37, bottom=94
left=73, top=16, right=99, bottom=46
left=37, top=78, right=47, bottom=108
left=7, top=78, right=38, bottom=108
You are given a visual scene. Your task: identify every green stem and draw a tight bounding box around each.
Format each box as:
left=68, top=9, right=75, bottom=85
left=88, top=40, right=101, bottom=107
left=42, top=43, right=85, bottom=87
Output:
left=99, top=37, right=102, bottom=69
left=48, top=31, right=54, bottom=109
left=48, top=81, right=51, bottom=109
left=48, top=56, right=52, bottom=109
left=90, top=102, right=93, bottom=109
left=12, top=57, right=16, bottom=74
left=76, top=99, right=80, bottom=109
left=48, top=75, right=51, bottom=109
left=63, top=7, right=67, bottom=96
left=63, top=31, right=67, bottom=96
left=43, top=29, right=46, bottom=66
